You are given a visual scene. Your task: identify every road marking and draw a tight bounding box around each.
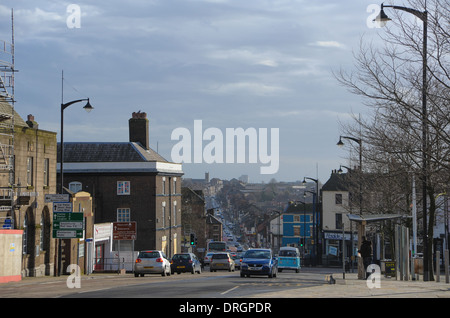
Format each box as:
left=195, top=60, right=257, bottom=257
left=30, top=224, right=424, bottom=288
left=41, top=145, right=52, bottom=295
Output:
left=221, top=285, right=239, bottom=295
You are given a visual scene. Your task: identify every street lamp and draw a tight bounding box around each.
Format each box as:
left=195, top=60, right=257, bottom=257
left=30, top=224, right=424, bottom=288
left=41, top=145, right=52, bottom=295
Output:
left=374, top=2, right=431, bottom=281
left=337, top=135, right=364, bottom=278
left=58, top=97, right=93, bottom=276
left=303, top=177, right=321, bottom=265
left=60, top=98, right=94, bottom=193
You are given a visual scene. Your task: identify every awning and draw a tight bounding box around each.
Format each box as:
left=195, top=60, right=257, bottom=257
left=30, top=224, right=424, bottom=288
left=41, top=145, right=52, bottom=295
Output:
left=347, top=213, right=408, bottom=223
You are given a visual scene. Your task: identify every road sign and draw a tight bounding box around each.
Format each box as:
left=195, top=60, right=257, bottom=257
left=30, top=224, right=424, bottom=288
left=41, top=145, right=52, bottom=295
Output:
left=113, top=222, right=137, bottom=240
left=45, top=194, right=70, bottom=203
left=53, top=202, right=73, bottom=212
left=53, top=212, right=84, bottom=238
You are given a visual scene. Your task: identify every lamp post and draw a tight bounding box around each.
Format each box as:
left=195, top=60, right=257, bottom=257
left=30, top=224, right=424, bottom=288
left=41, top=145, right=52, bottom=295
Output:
left=60, top=98, right=93, bottom=193
left=303, top=177, right=321, bottom=265
left=374, top=2, right=430, bottom=281
left=303, top=189, right=318, bottom=266
left=337, top=135, right=364, bottom=278
left=58, top=97, right=93, bottom=276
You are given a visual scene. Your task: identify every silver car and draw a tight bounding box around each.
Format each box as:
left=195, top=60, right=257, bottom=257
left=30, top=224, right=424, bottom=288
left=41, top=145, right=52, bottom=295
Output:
left=134, top=250, right=171, bottom=277
left=210, top=252, right=235, bottom=272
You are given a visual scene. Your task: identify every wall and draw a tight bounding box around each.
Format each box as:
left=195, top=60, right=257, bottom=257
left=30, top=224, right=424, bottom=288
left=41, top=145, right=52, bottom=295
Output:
left=0, top=230, right=23, bottom=283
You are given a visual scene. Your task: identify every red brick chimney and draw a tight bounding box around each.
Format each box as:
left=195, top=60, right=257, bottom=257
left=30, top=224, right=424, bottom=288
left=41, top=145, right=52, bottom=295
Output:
left=129, top=111, right=149, bottom=150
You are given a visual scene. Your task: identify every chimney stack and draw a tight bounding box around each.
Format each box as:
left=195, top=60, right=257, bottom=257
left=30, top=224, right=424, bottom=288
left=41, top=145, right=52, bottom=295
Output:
left=129, top=111, right=149, bottom=150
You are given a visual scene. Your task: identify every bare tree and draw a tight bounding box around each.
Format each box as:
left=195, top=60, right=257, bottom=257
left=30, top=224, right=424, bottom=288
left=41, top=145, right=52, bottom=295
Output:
left=334, top=0, right=449, bottom=280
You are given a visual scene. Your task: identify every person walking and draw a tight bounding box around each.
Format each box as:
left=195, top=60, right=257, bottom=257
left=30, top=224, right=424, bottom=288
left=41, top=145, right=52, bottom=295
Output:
left=359, top=236, right=372, bottom=278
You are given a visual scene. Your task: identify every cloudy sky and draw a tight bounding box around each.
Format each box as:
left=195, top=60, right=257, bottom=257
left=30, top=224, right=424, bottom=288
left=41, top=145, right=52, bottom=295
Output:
left=0, top=0, right=385, bottom=184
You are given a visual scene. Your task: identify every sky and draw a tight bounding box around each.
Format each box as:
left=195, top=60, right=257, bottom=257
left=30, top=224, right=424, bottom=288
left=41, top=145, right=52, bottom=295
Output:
left=0, top=0, right=386, bottom=184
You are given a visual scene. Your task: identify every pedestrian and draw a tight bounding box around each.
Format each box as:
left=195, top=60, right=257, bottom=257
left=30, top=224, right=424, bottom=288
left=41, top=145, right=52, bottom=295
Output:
left=359, top=236, right=372, bottom=278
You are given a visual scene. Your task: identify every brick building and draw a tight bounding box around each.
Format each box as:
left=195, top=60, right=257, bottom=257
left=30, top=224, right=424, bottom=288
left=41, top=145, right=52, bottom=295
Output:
left=57, top=112, right=183, bottom=262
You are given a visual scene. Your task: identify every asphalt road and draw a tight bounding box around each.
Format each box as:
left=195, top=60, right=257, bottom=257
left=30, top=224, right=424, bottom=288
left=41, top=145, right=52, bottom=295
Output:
left=0, top=267, right=330, bottom=298
left=61, top=269, right=326, bottom=298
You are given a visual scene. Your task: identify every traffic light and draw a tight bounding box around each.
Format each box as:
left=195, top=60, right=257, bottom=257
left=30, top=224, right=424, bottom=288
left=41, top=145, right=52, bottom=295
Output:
left=300, top=238, right=304, bottom=247
left=190, top=233, right=195, bottom=245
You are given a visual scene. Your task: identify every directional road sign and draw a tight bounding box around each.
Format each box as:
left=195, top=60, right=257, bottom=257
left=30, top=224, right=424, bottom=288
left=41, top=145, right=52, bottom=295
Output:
left=53, top=212, right=84, bottom=238
left=45, top=194, right=70, bottom=203
left=113, top=222, right=137, bottom=240
left=53, top=202, right=73, bottom=212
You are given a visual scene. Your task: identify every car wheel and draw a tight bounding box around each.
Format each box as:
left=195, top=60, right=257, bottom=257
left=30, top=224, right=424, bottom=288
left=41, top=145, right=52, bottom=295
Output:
left=134, top=273, right=139, bottom=277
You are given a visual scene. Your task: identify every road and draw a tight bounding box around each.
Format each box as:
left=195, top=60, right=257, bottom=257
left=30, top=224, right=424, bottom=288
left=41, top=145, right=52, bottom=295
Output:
left=2, top=266, right=449, bottom=302
left=0, top=267, right=332, bottom=299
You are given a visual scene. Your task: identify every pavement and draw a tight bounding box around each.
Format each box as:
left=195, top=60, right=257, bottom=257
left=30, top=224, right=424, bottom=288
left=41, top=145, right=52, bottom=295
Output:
left=257, top=270, right=450, bottom=298
left=1, top=268, right=450, bottom=298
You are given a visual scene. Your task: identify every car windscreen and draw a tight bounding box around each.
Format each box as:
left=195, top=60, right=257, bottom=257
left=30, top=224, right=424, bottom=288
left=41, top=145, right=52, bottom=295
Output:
left=172, top=254, right=191, bottom=260
left=138, top=251, right=160, bottom=258
left=279, top=250, right=298, bottom=257
left=212, top=254, right=228, bottom=259
left=244, top=250, right=271, bottom=259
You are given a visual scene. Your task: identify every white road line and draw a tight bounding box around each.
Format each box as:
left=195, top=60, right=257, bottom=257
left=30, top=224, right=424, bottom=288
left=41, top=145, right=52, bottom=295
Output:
left=221, top=285, right=239, bottom=295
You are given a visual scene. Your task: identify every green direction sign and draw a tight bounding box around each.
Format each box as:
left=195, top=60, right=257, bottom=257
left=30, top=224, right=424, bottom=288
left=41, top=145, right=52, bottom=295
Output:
left=53, top=212, right=84, bottom=239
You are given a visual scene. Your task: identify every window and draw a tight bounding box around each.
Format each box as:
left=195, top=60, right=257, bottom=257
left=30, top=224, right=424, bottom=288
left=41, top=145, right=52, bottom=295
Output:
left=162, top=177, right=166, bottom=195
left=294, top=215, right=300, bottom=222
left=173, top=177, right=177, bottom=194
left=117, top=181, right=130, bottom=195
left=173, top=201, right=177, bottom=225
left=162, top=202, right=166, bottom=227
left=336, top=213, right=343, bottom=230
left=69, top=181, right=82, bottom=193
left=335, top=193, right=343, bottom=205
left=117, top=208, right=130, bottom=222
left=43, top=158, right=49, bottom=187
left=26, top=157, right=33, bottom=186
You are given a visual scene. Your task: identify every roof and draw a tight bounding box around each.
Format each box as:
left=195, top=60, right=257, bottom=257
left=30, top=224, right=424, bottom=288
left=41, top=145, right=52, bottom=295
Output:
left=321, top=171, right=350, bottom=192
left=206, top=213, right=222, bottom=225
left=347, top=213, right=408, bottom=223
left=0, top=97, right=29, bottom=128
left=57, top=142, right=169, bottom=163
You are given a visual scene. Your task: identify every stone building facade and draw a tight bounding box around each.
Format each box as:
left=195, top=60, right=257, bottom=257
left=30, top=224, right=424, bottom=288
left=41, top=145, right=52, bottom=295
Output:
left=0, top=98, right=57, bottom=277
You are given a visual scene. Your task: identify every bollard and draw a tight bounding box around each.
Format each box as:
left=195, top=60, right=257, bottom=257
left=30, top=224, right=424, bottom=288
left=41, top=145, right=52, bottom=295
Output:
left=445, top=249, right=449, bottom=284
left=436, top=251, right=440, bottom=283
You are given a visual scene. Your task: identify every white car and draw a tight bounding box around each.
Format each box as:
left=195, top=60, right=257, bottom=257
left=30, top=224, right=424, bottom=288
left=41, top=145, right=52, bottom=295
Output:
left=134, top=250, right=171, bottom=277
left=203, top=252, right=215, bottom=266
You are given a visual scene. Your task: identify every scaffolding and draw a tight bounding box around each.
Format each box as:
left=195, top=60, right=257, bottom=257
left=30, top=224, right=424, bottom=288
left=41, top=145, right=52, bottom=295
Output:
left=0, top=9, right=16, bottom=229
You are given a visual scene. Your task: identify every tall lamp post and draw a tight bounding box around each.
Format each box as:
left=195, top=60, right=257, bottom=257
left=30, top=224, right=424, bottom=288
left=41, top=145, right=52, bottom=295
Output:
left=337, top=135, right=364, bottom=278
left=303, top=177, right=321, bottom=265
left=374, top=2, right=430, bottom=281
left=58, top=97, right=93, bottom=276
left=60, top=98, right=93, bottom=193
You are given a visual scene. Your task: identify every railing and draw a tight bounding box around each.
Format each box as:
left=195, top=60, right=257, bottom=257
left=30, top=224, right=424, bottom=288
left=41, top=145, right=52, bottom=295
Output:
left=93, top=257, right=135, bottom=273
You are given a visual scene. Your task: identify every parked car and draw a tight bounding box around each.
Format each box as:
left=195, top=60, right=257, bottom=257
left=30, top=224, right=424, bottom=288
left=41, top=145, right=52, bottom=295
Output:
left=134, top=250, right=171, bottom=277
left=203, top=252, right=215, bottom=266
left=171, top=253, right=202, bottom=274
left=277, top=246, right=300, bottom=273
left=240, top=248, right=277, bottom=278
left=210, top=252, right=235, bottom=272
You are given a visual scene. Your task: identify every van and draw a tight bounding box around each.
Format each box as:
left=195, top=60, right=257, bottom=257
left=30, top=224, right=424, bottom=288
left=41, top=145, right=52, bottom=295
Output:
left=277, top=246, right=300, bottom=273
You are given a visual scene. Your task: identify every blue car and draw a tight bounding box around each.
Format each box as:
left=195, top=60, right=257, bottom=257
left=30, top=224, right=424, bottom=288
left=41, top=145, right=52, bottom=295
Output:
left=240, top=248, right=277, bottom=278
